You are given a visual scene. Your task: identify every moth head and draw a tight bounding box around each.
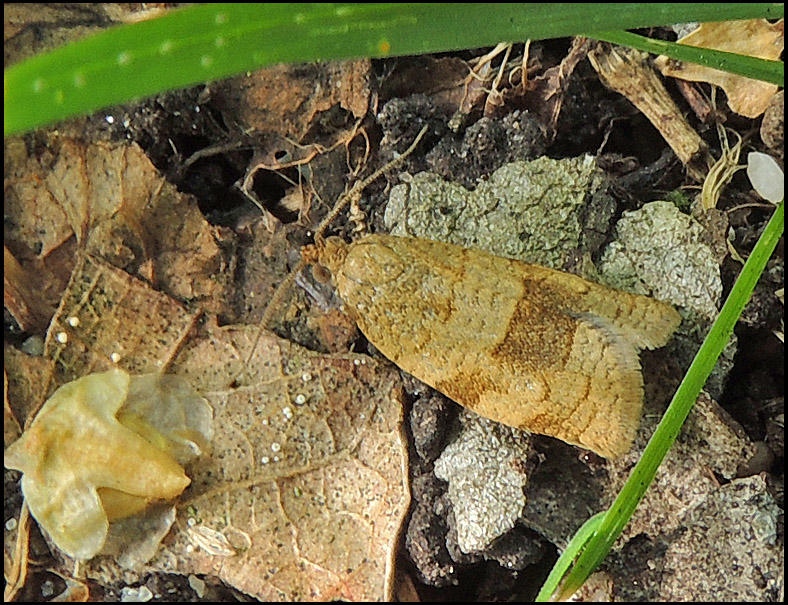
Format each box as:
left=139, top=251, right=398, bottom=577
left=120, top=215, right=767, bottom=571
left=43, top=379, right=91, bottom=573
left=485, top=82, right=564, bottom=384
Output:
left=302, top=236, right=348, bottom=284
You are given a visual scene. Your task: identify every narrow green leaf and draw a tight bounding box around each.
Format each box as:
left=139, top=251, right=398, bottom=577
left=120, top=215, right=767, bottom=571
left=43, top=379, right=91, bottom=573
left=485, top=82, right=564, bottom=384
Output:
left=534, top=512, right=606, bottom=602
left=588, top=30, right=784, bottom=85
left=4, top=3, right=783, bottom=135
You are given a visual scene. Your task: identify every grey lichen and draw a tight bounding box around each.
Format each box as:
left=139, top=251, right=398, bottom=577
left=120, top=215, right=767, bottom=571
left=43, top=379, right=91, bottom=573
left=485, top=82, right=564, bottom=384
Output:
left=385, top=155, right=612, bottom=269
left=433, top=410, right=533, bottom=553
left=597, top=200, right=722, bottom=318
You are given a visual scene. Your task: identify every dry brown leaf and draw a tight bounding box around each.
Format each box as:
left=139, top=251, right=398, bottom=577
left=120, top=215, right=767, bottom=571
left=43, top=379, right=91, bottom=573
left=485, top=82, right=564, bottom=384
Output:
left=655, top=19, right=784, bottom=118
left=233, top=222, right=303, bottom=326
left=760, top=89, right=784, bottom=155
left=3, top=347, right=53, bottom=440
left=4, top=136, right=236, bottom=321
left=157, top=320, right=409, bottom=601
left=312, top=308, right=361, bottom=353
left=3, top=371, right=23, bottom=447
left=24, top=253, right=409, bottom=601
left=523, top=37, right=592, bottom=137
left=213, top=60, right=371, bottom=143
left=4, top=246, right=52, bottom=332
left=211, top=60, right=371, bottom=222
left=2, top=253, right=199, bottom=436
left=45, top=255, right=200, bottom=383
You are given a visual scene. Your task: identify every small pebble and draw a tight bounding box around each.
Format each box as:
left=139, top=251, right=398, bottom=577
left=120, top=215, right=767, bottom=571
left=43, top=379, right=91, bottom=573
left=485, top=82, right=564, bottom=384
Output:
left=20, top=335, right=44, bottom=356
left=120, top=585, right=153, bottom=602
left=188, top=575, right=206, bottom=599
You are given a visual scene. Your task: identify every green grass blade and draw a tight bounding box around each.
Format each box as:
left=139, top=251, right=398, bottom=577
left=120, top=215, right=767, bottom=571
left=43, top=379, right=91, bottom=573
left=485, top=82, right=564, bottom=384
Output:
left=588, top=30, right=784, bottom=85
left=4, top=3, right=783, bottom=135
left=534, top=512, right=606, bottom=602
left=547, top=198, right=785, bottom=601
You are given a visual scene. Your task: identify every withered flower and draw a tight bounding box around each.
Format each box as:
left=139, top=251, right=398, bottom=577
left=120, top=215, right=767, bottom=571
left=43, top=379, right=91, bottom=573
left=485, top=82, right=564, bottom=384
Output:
left=5, top=369, right=212, bottom=560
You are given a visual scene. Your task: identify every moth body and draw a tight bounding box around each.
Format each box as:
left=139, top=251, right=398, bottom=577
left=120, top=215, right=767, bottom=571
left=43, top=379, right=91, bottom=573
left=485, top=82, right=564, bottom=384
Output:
left=303, top=234, right=681, bottom=458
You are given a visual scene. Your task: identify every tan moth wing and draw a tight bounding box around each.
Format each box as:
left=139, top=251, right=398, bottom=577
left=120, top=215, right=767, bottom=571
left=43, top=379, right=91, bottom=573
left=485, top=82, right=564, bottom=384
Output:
left=306, top=235, right=681, bottom=458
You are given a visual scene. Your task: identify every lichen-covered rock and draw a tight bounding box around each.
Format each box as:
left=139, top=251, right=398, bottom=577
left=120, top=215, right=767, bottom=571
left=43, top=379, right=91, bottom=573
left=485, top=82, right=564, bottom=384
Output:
left=384, top=156, right=613, bottom=270
left=660, top=475, right=783, bottom=601
left=434, top=411, right=533, bottom=553
left=598, top=200, right=721, bottom=319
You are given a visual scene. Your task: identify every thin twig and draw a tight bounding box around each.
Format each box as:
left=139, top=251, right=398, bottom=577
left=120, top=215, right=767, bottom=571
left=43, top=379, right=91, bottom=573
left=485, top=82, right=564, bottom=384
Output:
left=4, top=503, right=31, bottom=602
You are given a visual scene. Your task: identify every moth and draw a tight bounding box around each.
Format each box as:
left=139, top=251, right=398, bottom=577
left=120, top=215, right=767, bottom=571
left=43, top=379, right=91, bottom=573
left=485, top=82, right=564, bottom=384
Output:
left=302, top=234, right=681, bottom=459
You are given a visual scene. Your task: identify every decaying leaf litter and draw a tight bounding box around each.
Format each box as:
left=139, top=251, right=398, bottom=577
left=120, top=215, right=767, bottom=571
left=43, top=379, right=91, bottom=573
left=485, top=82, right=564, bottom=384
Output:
left=4, top=8, right=784, bottom=603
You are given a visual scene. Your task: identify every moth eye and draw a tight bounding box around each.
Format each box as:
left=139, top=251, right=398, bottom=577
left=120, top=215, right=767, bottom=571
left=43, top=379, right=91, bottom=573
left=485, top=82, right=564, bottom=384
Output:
left=343, top=242, right=405, bottom=285
left=311, top=264, right=332, bottom=284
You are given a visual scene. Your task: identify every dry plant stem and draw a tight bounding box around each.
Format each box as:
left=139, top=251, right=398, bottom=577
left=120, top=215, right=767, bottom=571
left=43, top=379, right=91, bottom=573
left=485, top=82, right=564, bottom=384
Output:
left=181, top=140, right=246, bottom=173
left=484, top=43, right=512, bottom=115
left=238, top=120, right=366, bottom=219
left=468, top=42, right=511, bottom=72
left=588, top=44, right=713, bottom=181
left=700, top=125, right=742, bottom=210
left=4, top=503, right=30, bottom=601
left=454, top=44, right=509, bottom=123
left=520, top=40, right=531, bottom=89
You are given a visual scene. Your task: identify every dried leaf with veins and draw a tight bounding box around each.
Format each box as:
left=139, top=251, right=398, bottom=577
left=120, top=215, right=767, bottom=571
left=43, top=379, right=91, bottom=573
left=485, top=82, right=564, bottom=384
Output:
left=17, top=253, right=408, bottom=601
left=156, top=321, right=409, bottom=602
left=3, top=136, right=234, bottom=323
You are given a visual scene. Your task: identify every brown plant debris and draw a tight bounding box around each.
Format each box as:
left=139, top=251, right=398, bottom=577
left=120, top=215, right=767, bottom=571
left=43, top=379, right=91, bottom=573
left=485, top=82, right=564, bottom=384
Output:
left=44, top=255, right=201, bottom=383
left=153, top=321, right=410, bottom=601
left=5, top=369, right=211, bottom=561
left=655, top=19, right=784, bottom=119
left=11, top=251, right=409, bottom=601
left=4, top=136, right=235, bottom=323
left=588, top=44, right=713, bottom=181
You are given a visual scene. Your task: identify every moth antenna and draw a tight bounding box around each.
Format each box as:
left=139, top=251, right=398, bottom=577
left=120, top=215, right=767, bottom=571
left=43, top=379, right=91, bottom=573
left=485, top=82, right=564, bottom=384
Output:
left=239, top=124, right=430, bottom=379
left=238, top=258, right=307, bottom=382
left=313, top=124, right=429, bottom=244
